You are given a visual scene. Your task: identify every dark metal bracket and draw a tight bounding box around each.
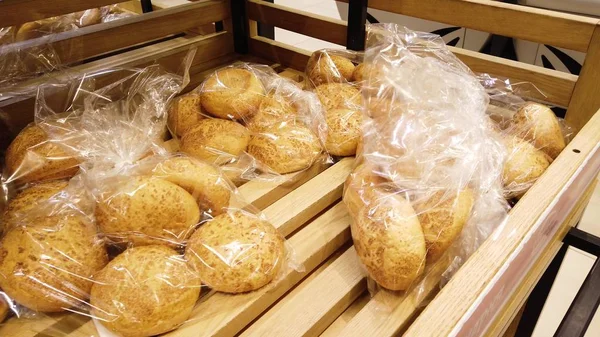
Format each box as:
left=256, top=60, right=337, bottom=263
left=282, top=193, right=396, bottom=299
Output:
left=140, top=0, right=153, bottom=13
left=231, top=0, right=249, bottom=54
left=346, top=0, right=368, bottom=51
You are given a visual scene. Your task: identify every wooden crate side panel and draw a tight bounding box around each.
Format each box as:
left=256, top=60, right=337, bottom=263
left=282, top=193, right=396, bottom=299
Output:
left=246, top=0, right=347, bottom=45
left=364, top=0, right=598, bottom=52
left=0, top=0, right=126, bottom=27
left=249, top=36, right=310, bottom=72
left=405, top=110, right=600, bottom=337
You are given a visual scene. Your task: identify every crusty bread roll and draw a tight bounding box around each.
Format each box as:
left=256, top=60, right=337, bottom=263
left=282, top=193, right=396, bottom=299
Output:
left=416, top=189, right=474, bottom=262
left=95, top=176, right=200, bottom=247
left=167, top=93, right=205, bottom=137
left=1, top=180, right=68, bottom=234
left=0, top=216, right=107, bottom=312
left=15, top=21, right=46, bottom=41
left=247, top=124, right=322, bottom=174
left=315, top=83, right=361, bottom=111
left=306, top=52, right=355, bottom=86
left=0, top=297, right=8, bottom=322
left=152, top=156, right=231, bottom=216
left=245, top=93, right=298, bottom=132
left=351, top=192, right=426, bottom=291
left=512, top=102, right=565, bottom=160
left=74, top=8, right=102, bottom=27
left=324, top=108, right=363, bottom=156
left=344, top=162, right=392, bottom=219
left=5, top=124, right=79, bottom=184
left=180, top=119, right=250, bottom=166
left=200, top=68, right=265, bottom=120
left=352, top=63, right=366, bottom=82
left=502, top=136, right=551, bottom=199
left=91, top=245, right=201, bottom=337
left=185, top=211, right=284, bottom=293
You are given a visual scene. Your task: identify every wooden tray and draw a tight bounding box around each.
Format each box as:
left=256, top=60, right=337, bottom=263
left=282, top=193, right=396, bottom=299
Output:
left=1, top=1, right=599, bottom=336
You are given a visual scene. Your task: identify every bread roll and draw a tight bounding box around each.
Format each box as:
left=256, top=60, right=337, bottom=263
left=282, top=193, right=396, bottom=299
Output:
left=180, top=119, right=250, bottom=165
left=91, top=245, right=201, bottom=337
left=152, top=157, right=231, bottom=216
left=95, top=176, right=200, bottom=247
left=245, top=93, right=298, bottom=132
left=502, top=136, right=551, bottom=199
left=351, top=192, right=426, bottom=291
left=5, top=125, right=79, bottom=184
left=416, top=189, right=474, bottom=262
left=315, top=83, right=361, bottom=111
left=185, top=211, right=285, bottom=293
left=0, top=216, right=107, bottom=312
left=324, top=108, right=363, bottom=156
left=306, top=52, right=355, bottom=86
left=1, top=180, right=68, bottom=233
left=200, top=68, right=265, bottom=120
left=344, top=162, right=391, bottom=218
left=74, top=8, right=102, bottom=27
left=0, top=297, right=9, bottom=322
left=352, top=63, right=366, bottom=82
left=247, top=124, right=322, bottom=174
left=513, top=102, right=565, bottom=160
left=15, top=21, right=46, bottom=41
left=167, top=93, right=205, bottom=137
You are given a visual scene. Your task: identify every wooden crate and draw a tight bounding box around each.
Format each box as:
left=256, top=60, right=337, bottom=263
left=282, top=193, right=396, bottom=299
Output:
left=1, top=1, right=599, bottom=336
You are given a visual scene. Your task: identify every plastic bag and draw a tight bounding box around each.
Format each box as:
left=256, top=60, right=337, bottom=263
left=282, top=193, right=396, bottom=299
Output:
left=0, top=61, right=297, bottom=336
left=479, top=74, right=573, bottom=199
left=169, top=62, right=330, bottom=182
left=343, top=24, right=509, bottom=299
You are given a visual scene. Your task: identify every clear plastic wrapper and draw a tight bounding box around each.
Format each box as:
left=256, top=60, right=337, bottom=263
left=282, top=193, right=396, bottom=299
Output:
left=343, top=24, right=509, bottom=301
left=168, top=62, right=330, bottom=182
left=0, top=61, right=298, bottom=336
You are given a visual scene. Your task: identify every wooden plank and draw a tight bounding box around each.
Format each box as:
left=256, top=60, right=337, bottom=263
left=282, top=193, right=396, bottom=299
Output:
left=450, top=46, right=577, bottom=107
left=319, top=292, right=371, bottom=337
left=366, top=0, right=598, bottom=52
left=249, top=36, right=311, bottom=72
left=566, top=25, right=600, bottom=132
left=240, top=247, right=366, bottom=337
left=246, top=0, right=347, bottom=45
left=2, top=1, right=229, bottom=67
left=0, top=0, right=124, bottom=27
left=405, top=110, right=600, bottom=337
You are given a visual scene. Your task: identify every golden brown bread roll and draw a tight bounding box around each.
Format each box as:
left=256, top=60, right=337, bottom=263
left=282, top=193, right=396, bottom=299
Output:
left=351, top=192, right=426, bottom=291
left=324, top=108, right=363, bottom=157
left=95, top=176, right=200, bottom=247
left=5, top=124, right=79, bottom=184
left=74, top=8, right=102, bottom=27
left=245, top=93, right=298, bottom=132
left=315, top=83, right=362, bottom=111
left=247, top=124, right=322, bottom=174
left=512, top=102, right=565, bottom=160
left=167, top=93, right=205, bottom=137
left=0, top=216, right=107, bottom=312
left=152, top=156, right=231, bottom=216
left=200, top=68, right=265, bottom=120
left=185, top=211, right=284, bottom=293
left=1, top=180, right=69, bottom=234
left=306, top=52, right=355, bottom=86
left=15, top=21, right=46, bottom=41
left=90, top=245, right=201, bottom=337
left=0, top=296, right=9, bottom=322
left=416, top=189, right=474, bottom=262
left=180, top=119, right=250, bottom=165
left=502, top=136, right=551, bottom=199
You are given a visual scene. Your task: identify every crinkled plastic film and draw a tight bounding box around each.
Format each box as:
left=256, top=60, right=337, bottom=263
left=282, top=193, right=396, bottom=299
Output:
left=342, top=24, right=509, bottom=303
left=168, top=62, right=330, bottom=183
left=0, top=59, right=298, bottom=336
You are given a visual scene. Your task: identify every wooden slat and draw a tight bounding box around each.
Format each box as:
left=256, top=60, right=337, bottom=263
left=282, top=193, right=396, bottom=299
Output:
left=365, top=0, right=598, bottom=52
left=246, top=0, right=347, bottom=45
left=2, top=1, right=229, bottom=68
left=450, top=46, right=578, bottom=107
left=319, top=292, right=371, bottom=337
left=566, top=25, right=600, bottom=132
left=0, top=0, right=124, bottom=27
left=249, top=36, right=311, bottom=72
left=240, top=247, right=366, bottom=337
left=405, top=110, right=600, bottom=336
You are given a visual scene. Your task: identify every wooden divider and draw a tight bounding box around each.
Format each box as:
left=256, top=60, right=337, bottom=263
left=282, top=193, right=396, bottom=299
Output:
left=0, top=0, right=125, bottom=27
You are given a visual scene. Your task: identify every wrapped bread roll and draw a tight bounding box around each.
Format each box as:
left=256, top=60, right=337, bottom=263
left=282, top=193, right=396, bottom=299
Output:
left=306, top=51, right=355, bottom=86
left=90, top=245, right=201, bottom=337
left=512, top=102, right=565, bottom=160
left=315, top=83, right=361, bottom=111
left=324, top=108, right=363, bottom=156
left=245, top=93, right=298, bottom=132
left=167, top=93, right=205, bottom=137
left=502, top=136, right=551, bottom=199
left=185, top=211, right=285, bottom=293
left=180, top=119, right=250, bottom=165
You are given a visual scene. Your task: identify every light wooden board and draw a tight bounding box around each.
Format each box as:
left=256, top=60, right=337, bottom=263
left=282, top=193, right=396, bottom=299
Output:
left=319, top=291, right=371, bottom=337
left=566, top=25, right=600, bottom=132
left=249, top=36, right=311, bottom=73
left=246, top=0, right=347, bottom=46
left=404, top=110, right=600, bottom=336
left=364, top=0, right=598, bottom=52
left=0, top=0, right=125, bottom=27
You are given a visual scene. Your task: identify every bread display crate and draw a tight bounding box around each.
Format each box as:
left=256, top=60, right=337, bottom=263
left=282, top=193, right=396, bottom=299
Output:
left=1, top=0, right=600, bottom=336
